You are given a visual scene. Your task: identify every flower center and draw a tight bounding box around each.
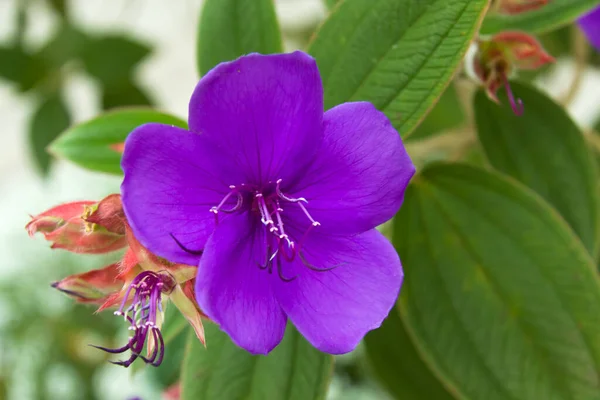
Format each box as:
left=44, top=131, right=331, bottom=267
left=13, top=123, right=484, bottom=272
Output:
left=92, top=270, right=175, bottom=367
left=207, top=179, right=336, bottom=282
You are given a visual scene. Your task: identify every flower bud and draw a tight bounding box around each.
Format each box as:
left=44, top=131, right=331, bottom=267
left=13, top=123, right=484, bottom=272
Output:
left=471, top=31, right=554, bottom=114
left=26, top=201, right=94, bottom=236
left=491, top=31, right=555, bottom=70
left=27, top=197, right=127, bottom=254
left=495, top=0, right=548, bottom=15
left=83, top=194, right=127, bottom=235
left=52, top=263, right=124, bottom=304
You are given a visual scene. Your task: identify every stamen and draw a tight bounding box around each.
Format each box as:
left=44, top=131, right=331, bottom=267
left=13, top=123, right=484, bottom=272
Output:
left=278, top=239, right=296, bottom=262
left=256, top=194, right=277, bottom=232
left=275, top=179, right=307, bottom=203
left=209, top=186, right=244, bottom=225
left=504, top=80, right=524, bottom=116
left=297, top=202, right=320, bottom=227
left=92, top=271, right=173, bottom=368
left=170, top=233, right=203, bottom=255
left=273, top=200, right=292, bottom=246
left=276, top=258, right=297, bottom=282
left=299, top=252, right=342, bottom=272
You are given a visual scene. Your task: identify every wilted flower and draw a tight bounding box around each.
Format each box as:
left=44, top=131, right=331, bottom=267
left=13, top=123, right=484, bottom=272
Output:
left=494, top=0, right=548, bottom=15
left=92, top=270, right=175, bottom=367
left=27, top=194, right=205, bottom=367
left=121, top=51, right=414, bottom=355
left=472, top=31, right=554, bottom=114
left=578, top=5, right=600, bottom=51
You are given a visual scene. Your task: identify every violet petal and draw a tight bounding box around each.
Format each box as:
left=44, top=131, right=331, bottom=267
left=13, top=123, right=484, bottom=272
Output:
left=121, top=123, right=244, bottom=265
left=188, top=51, right=324, bottom=186
left=285, top=102, right=414, bottom=235
left=274, top=228, right=403, bottom=354
left=195, top=212, right=287, bottom=355
left=579, top=6, right=600, bottom=51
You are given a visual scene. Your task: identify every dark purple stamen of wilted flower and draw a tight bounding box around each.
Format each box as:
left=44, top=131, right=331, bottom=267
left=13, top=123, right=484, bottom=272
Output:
left=504, top=80, right=524, bottom=116
left=91, top=270, right=175, bottom=367
left=205, top=179, right=340, bottom=282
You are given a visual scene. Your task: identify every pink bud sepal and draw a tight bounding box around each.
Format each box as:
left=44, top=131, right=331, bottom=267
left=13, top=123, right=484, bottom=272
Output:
left=472, top=31, right=554, bottom=115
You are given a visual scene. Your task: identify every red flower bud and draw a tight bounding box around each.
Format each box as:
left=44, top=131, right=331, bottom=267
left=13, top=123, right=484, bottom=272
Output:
left=27, top=197, right=127, bottom=254
left=495, top=0, right=549, bottom=15
left=52, top=263, right=125, bottom=304
left=471, top=31, right=554, bottom=115
left=83, top=194, right=127, bottom=235
left=492, top=31, right=555, bottom=70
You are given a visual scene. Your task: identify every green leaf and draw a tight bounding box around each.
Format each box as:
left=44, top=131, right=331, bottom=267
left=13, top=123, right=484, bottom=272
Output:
left=395, top=163, right=600, bottom=400
left=181, top=322, right=333, bottom=400
left=197, top=0, right=283, bottom=76
left=37, top=24, right=87, bottom=69
left=161, top=303, right=190, bottom=345
left=307, top=0, right=487, bottom=137
left=324, top=0, right=341, bottom=9
left=409, top=84, right=465, bottom=141
left=101, top=81, right=154, bottom=110
left=49, top=108, right=186, bottom=175
left=482, top=0, right=600, bottom=35
left=364, top=308, right=455, bottom=400
left=145, top=306, right=190, bottom=389
left=82, top=35, right=151, bottom=86
left=0, top=45, right=34, bottom=84
left=46, top=0, right=68, bottom=18
left=474, top=82, right=600, bottom=257
left=29, top=93, right=71, bottom=175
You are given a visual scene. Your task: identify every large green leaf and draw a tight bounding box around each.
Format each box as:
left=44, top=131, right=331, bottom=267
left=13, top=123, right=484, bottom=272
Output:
left=308, top=0, right=488, bottom=137
left=364, top=308, right=455, bottom=400
left=474, top=82, right=600, bottom=257
left=395, top=163, right=600, bottom=400
left=482, top=0, right=600, bottom=35
left=29, top=93, right=71, bottom=175
left=181, top=322, right=333, bottom=400
left=49, top=108, right=186, bottom=175
left=196, top=0, right=282, bottom=76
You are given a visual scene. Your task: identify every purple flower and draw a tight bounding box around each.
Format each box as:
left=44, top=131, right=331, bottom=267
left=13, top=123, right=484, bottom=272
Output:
left=579, top=5, right=600, bottom=51
left=120, top=51, right=414, bottom=355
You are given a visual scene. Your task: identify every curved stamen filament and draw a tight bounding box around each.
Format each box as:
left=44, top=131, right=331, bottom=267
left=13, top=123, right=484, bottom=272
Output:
left=170, top=233, right=203, bottom=255
left=297, top=202, right=320, bottom=227
left=276, top=179, right=307, bottom=203
left=210, top=186, right=244, bottom=225
left=276, top=257, right=297, bottom=282
left=299, top=252, right=342, bottom=272
left=504, top=80, right=524, bottom=116
left=278, top=239, right=296, bottom=262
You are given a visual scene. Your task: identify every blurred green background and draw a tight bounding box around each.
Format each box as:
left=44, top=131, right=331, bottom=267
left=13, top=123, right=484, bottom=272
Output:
left=1, top=1, right=600, bottom=399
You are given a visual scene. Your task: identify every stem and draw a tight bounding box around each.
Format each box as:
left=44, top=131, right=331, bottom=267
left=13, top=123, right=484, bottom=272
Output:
left=561, top=27, right=589, bottom=106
